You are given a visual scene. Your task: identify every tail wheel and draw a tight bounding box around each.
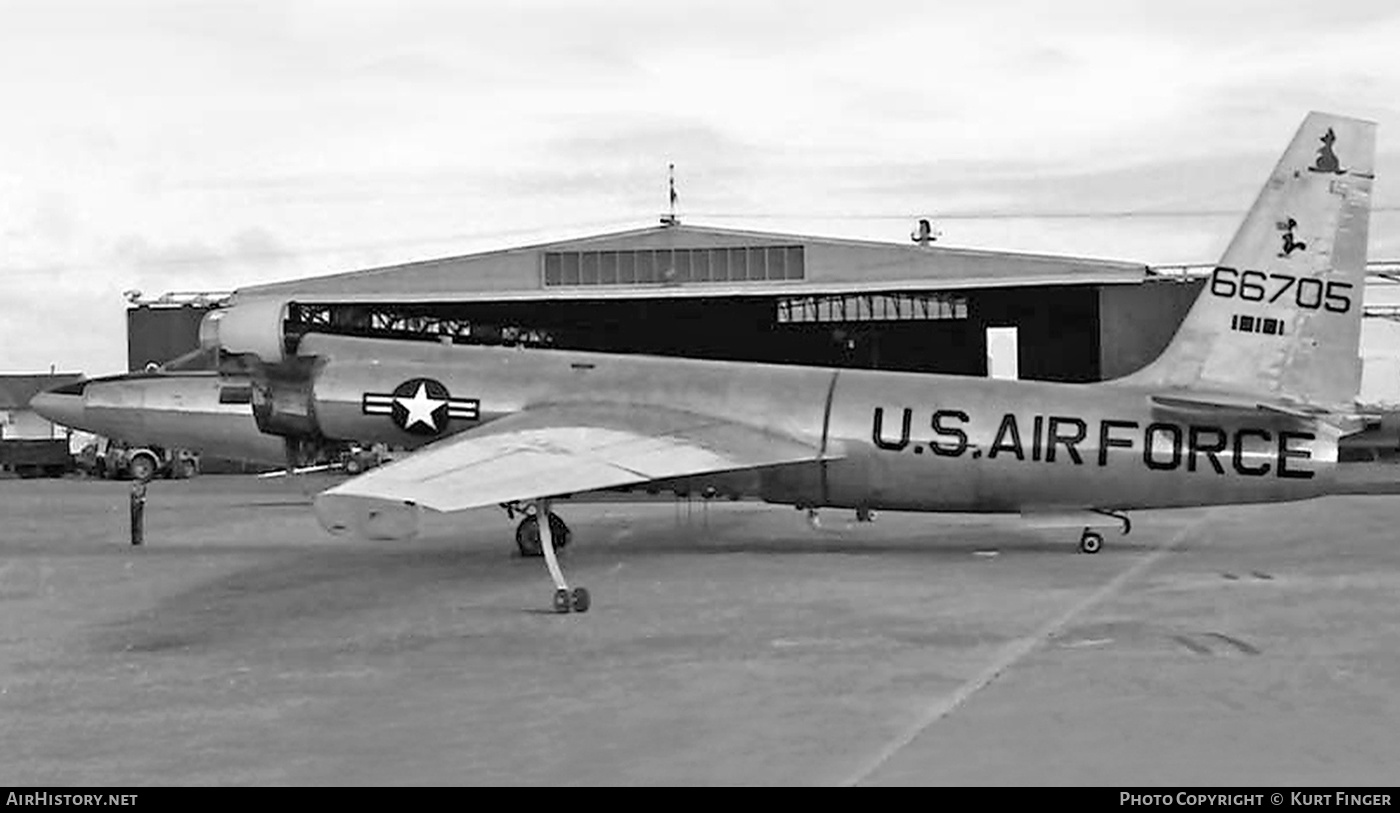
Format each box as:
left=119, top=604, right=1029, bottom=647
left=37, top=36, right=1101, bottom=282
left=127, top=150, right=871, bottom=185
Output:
left=1079, top=529, right=1104, bottom=554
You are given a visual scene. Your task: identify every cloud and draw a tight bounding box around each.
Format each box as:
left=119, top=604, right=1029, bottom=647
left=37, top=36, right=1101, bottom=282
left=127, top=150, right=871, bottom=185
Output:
left=0, top=277, right=129, bottom=374
left=29, top=193, right=79, bottom=244
left=351, top=53, right=458, bottom=84
left=6, top=1, right=1400, bottom=375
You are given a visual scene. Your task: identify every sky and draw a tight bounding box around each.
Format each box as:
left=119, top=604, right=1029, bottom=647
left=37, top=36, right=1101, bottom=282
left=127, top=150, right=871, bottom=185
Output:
left=6, top=0, right=1400, bottom=376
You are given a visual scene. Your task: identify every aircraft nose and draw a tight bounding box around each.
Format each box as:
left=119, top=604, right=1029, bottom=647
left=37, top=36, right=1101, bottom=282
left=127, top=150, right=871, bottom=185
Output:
left=30, top=381, right=88, bottom=429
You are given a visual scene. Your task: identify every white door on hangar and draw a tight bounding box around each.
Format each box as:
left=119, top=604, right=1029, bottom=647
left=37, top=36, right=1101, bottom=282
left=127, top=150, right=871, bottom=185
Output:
left=986, top=326, right=1019, bottom=380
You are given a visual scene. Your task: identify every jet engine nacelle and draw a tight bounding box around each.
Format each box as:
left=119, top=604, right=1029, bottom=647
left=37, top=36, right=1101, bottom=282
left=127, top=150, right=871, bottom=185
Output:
left=200, top=296, right=290, bottom=363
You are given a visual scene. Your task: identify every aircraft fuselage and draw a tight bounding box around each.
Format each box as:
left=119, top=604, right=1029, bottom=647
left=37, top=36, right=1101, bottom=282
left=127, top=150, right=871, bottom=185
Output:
left=31, top=371, right=286, bottom=465
left=299, top=335, right=1336, bottom=514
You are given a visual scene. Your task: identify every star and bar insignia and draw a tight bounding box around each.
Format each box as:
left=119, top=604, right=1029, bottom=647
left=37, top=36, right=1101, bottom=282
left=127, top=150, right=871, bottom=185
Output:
left=362, top=378, right=480, bottom=436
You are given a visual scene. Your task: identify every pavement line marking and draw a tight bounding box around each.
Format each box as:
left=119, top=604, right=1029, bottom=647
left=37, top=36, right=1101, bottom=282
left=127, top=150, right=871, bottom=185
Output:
left=841, top=516, right=1206, bottom=786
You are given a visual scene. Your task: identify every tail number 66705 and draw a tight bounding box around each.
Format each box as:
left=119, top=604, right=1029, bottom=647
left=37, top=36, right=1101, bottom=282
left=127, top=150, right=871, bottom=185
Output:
left=1209, top=267, right=1353, bottom=313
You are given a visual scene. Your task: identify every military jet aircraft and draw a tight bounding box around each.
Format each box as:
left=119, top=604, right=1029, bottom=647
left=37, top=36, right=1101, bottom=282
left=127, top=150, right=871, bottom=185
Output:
left=35, top=112, right=1393, bottom=614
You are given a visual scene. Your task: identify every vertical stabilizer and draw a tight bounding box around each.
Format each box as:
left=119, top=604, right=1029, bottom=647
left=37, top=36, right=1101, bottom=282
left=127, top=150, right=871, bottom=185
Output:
left=1115, top=112, right=1375, bottom=408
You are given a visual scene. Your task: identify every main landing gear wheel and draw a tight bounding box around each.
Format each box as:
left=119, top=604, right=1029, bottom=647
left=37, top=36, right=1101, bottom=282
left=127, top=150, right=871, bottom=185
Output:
left=553, top=587, right=591, bottom=614
left=514, top=512, right=571, bottom=558
left=532, top=499, right=589, bottom=614
left=1079, top=529, right=1104, bottom=554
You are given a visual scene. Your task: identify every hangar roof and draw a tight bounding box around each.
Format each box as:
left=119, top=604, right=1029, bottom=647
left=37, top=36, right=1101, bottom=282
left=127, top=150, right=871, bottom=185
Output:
left=235, top=222, right=1149, bottom=304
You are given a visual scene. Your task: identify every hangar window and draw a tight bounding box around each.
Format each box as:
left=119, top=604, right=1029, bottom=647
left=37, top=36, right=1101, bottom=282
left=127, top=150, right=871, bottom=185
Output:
left=727, top=248, right=748, bottom=281
left=599, top=251, right=618, bottom=284
left=692, top=250, right=710, bottom=281
left=711, top=249, right=730, bottom=280
left=784, top=246, right=803, bottom=280
left=543, top=246, right=804, bottom=286
left=635, top=250, right=656, bottom=283
left=745, top=247, right=764, bottom=280
left=669, top=250, right=689, bottom=282
left=776, top=293, right=968, bottom=323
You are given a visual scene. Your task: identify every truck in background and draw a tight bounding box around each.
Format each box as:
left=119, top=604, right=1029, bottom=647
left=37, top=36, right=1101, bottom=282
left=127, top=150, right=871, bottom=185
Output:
left=0, top=438, right=74, bottom=478
left=76, top=437, right=200, bottom=481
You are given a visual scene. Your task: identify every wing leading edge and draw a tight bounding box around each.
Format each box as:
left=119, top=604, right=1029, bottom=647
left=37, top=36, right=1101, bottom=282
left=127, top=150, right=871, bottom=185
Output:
left=314, top=402, right=834, bottom=534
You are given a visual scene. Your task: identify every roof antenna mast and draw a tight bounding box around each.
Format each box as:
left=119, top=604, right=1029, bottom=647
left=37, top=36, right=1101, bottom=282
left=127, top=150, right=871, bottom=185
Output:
left=661, top=163, right=680, bottom=226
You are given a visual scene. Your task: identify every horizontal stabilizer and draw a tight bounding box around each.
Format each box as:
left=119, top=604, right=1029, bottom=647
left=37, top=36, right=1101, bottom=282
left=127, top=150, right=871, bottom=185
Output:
left=1148, top=392, right=1329, bottom=419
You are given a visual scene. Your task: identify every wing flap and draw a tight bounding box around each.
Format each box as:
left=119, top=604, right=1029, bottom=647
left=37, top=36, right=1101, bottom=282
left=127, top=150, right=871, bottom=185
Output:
left=316, top=402, right=829, bottom=519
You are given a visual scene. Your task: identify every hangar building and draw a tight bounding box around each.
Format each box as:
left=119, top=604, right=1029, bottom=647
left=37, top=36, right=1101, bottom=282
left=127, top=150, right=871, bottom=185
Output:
left=0, top=373, right=85, bottom=440
left=127, top=292, right=232, bottom=372
left=128, top=222, right=1400, bottom=392
left=146, top=222, right=1206, bottom=384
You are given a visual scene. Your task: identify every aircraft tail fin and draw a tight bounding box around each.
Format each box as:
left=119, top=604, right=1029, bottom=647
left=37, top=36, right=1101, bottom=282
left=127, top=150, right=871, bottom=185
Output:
left=1114, top=112, right=1375, bottom=410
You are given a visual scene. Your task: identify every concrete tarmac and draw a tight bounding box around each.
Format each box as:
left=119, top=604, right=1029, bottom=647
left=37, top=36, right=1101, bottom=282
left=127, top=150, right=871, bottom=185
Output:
left=1, top=475, right=1397, bottom=785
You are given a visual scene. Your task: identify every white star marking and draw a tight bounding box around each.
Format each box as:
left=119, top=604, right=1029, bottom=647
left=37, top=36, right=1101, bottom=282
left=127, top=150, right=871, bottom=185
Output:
left=395, top=383, right=447, bottom=431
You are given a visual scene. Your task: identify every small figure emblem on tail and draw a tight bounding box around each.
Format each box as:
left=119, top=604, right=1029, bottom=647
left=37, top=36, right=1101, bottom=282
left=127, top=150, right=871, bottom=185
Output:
left=1278, top=217, right=1307, bottom=257
left=1308, top=127, right=1348, bottom=175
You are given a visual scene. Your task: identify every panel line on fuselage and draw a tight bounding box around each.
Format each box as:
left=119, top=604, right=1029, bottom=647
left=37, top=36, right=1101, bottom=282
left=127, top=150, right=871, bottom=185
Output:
left=818, top=369, right=842, bottom=507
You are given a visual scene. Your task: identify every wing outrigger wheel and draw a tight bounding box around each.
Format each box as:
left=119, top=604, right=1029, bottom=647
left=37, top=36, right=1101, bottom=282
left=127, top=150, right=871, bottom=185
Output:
left=531, top=499, right=588, bottom=614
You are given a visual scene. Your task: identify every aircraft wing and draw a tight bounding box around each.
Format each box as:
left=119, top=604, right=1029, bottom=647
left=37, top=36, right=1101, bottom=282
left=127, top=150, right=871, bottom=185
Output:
left=316, top=402, right=831, bottom=518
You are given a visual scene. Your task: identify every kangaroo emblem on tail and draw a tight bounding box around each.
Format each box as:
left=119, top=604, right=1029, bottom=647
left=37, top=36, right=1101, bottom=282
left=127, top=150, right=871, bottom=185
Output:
left=1308, top=127, right=1348, bottom=175
left=1278, top=217, right=1307, bottom=257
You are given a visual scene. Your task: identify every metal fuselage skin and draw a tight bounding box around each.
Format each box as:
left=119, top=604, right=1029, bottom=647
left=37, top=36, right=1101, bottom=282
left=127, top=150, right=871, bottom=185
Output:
left=301, top=335, right=1336, bottom=514
left=30, top=372, right=286, bottom=465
